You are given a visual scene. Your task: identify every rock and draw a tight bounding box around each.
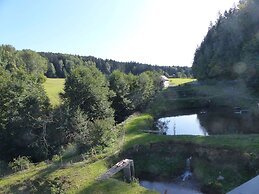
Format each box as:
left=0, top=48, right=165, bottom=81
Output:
left=217, top=175, right=224, bottom=181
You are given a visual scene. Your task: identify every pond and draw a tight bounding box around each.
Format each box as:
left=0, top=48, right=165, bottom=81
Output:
left=157, top=107, right=259, bottom=135
left=139, top=157, right=203, bottom=193
left=140, top=179, right=202, bottom=194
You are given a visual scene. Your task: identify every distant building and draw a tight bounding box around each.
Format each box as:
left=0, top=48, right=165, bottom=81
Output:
left=160, top=75, right=169, bottom=88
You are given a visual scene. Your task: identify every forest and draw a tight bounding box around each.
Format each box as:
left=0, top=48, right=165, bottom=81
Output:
left=192, top=0, right=259, bottom=83
left=40, top=52, right=192, bottom=78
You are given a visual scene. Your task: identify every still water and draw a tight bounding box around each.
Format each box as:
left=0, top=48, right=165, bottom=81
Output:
left=157, top=108, right=259, bottom=135
left=159, top=114, right=208, bottom=136
left=140, top=180, right=202, bottom=194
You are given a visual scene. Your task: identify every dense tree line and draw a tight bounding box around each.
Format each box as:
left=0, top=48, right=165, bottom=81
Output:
left=193, top=0, right=259, bottom=82
left=0, top=45, right=162, bottom=163
left=40, top=52, right=192, bottom=78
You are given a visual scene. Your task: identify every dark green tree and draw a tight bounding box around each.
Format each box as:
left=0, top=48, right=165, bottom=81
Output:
left=193, top=0, right=259, bottom=82
left=46, top=62, right=56, bottom=78
left=109, top=70, right=133, bottom=121
left=63, top=65, right=114, bottom=120
left=0, top=68, right=50, bottom=161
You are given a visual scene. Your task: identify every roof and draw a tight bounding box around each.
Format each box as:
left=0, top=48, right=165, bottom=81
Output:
left=227, top=175, right=259, bottom=194
left=160, top=75, right=169, bottom=81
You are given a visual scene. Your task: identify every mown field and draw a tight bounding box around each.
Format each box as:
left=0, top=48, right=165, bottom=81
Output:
left=43, top=78, right=65, bottom=106
left=169, top=78, right=196, bottom=86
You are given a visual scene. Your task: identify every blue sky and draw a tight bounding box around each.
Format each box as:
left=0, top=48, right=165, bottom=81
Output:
left=0, top=0, right=239, bottom=66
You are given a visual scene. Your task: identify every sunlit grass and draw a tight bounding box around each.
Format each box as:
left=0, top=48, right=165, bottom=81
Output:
left=169, top=78, right=196, bottom=86
left=43, top=78, right=65, bottom=106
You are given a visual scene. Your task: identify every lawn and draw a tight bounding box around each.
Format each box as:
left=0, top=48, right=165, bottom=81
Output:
left=169, top=78, right=196, bottom=86
left=43, top=78, right=65, bottom=106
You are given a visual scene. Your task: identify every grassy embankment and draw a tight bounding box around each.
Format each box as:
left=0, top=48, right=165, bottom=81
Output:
left=1, top=113, right=259, bottom=193
left=0, top=114, right=157, bottom=194
left=2, top=78, right=259, bottom=193
left=43, top=78, right=65, bottom=106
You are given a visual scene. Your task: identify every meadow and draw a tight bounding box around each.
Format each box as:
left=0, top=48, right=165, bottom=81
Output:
left=43, top=78, right=65, bottom=106
left=169, top=78, right=196, bottom=86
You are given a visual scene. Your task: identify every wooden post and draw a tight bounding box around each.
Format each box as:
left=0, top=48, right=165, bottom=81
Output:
left=123, top=164, right=132, bottom=182
left=123, top=159, right=135, bottom=182
left=130, top=160, right=135, bottom=178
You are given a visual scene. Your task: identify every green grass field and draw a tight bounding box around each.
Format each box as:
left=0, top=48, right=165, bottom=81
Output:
left=169, top=78, right=196, bottom=86
left=43, top=78, right=65, bottom=106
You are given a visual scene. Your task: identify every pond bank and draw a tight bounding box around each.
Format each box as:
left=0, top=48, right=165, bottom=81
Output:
left=140, top=179, right=202, bottom=194
left=156, top=107, right=259, bottom=135
left=117, top=140, right=259, bottom=193
left=111, top=114, right=259, bottom=193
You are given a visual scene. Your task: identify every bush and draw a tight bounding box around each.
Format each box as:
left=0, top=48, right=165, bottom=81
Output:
left=60, top=143, right=78, bottom=160
left=8, top=156, right=33, bottom=172
left=201, top=181, right=223, bottom=194
left=51, top=154, right=62, bottom=163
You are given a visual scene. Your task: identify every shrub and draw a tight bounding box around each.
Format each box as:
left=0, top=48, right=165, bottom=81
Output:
left=51, top=154, right=62, bottom=163
left=60, top=143, right=78, bottom=160
left=8, top=156, right=33, bottom=172
left=201, top=181, right=223, bottom=194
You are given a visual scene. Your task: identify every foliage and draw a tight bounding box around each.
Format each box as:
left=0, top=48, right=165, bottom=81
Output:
left=129, top=71, right=161, bottom=111
left=45, top=62, right=56, bottom=78
left=193, top=0, right=259, bottom=82
left=40, top=51, right=192, bottom=78
left=55, top=107, right=115, bottom=153
left=8, top=156, right=33, bottom=172
left=0, top=45, right=48, bottom=82
left=0, top=67, right=51, bottom=161
left=63, top=65, right=114, bottom=120
left=109, top=70, right=162, bottom=122
left=17, top=49, right=48, bottom=78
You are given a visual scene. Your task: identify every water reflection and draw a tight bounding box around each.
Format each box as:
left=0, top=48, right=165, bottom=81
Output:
left=158, top=108, right=259, bottom=135
left=159, top=114, right=208, bottom=136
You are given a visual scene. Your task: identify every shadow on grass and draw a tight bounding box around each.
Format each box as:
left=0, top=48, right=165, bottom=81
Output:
left=7, top=162, right=69, bottom=194
left=78, top=178, right=157, bottom=194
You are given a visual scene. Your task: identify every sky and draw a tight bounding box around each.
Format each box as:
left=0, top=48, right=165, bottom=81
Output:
left=0, top=0, right=240, bottom=67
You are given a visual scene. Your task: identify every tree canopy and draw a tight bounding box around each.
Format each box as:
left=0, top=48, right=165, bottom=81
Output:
left=63, top=65, right=114, bottom=120
left=192, top=0, right=259, bottom=82
left=40, top=52, right=192, bottom=78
